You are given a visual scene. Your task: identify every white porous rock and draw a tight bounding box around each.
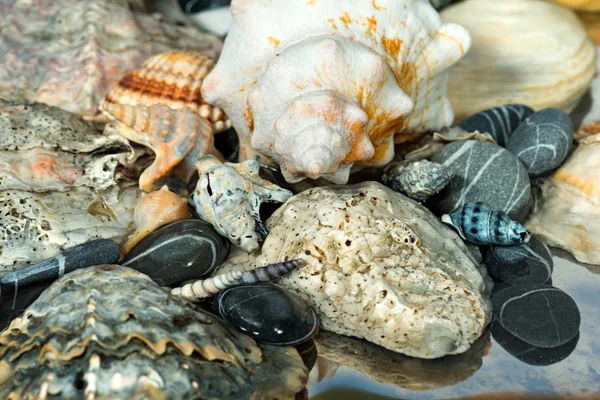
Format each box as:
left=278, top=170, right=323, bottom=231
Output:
left=216, top=182, right=492, bottom=359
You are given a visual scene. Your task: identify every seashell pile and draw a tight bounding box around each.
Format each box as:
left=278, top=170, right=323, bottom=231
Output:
left=0, top=0, right=223, bottom=121
left=202, top=0, right=471, bottom=183
left=441, top=0, right=596, bottom=121
left=0, top=265, right=308, bottom=399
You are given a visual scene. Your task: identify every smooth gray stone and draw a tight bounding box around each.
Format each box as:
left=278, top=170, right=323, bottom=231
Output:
left=486, top=235, right=553, bottom=284
left=506, top=108, right=574, bottom=178
left=120, top=219, right=229, bottom=287
left=431, top=141, right=532, bottom=222
left=459, top=104, right=534, bottom=146
left=492, top=284, right=580, bottom=348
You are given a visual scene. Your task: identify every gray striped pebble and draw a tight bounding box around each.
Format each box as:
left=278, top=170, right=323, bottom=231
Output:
left=432, top=141, right=532, bottom=222
left=459, top=104, right=534, bottom=146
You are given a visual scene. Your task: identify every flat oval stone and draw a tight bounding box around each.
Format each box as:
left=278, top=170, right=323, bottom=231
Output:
left=431, top=141, right=532, bottom=221
left=179, top=0, right=230, bottom=13
left=492, top=321, right=579, bottom=366
left=217, top=283, right=319, bottom=346
left=485, top=235, right=553, bottom=284
left=459, top=104, right=534, bottom=146
left=121, top=219, right=229, bottom=287
left=492, top=284, right=580, bottom=348
left=1, top=239, right=119, bottom=296
left=506, top=108, right=574, bottom=178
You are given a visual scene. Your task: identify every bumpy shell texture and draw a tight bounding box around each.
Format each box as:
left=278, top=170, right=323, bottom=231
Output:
left=526, top=134, right=600, bottom=265
left=103, top=50, right=231, bottom=133
left=202, top=0, right=471, bottom=183
left=0, top=265, right=307, bottom=399
left=0, top=0, right=222, bottom=120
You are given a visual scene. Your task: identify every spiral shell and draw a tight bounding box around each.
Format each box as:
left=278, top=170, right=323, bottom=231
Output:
left=202, top=0, right=471, bottom=183
left=442, top=202, right=531, bottom=246
left=102, top=102, right=218, bottom=192
left=103, top=50, right=231, bottom=133
left=121, top=185, right=192, bottom=255
left=172, top=259, right=305, bottom=302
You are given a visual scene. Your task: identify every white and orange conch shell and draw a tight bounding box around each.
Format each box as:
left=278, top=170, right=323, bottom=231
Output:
left=202, top=0, right=471, bottom=183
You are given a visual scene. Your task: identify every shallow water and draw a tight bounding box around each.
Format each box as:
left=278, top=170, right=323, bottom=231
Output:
left=307, top=254, right=600, bottom=399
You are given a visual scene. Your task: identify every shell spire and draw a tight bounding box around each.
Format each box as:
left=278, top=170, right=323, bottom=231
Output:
left=202, top=0, right=471, bottom=183
left=172, top=259, right=304, bottom=302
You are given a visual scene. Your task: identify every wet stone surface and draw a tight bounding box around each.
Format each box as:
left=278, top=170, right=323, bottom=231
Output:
left=217, top=283, right=319, bottom=346
left=121, top=219, right=229, bottom=287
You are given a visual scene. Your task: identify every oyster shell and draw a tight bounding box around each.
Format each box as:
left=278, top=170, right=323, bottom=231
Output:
left=0, top=0, right=222, bottom=121
left=202, top=0, right=471, bottom=183
left=441, top=0, right=596, bottom=121
left=0, top=265, right=308, bottom=399
left=103, top=50, right=231, bottom=133
left=526, top=133, right=600, bottom=265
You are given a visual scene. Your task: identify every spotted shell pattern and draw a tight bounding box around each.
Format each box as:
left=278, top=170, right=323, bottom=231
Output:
left=0, top=265, right=307, bottom=399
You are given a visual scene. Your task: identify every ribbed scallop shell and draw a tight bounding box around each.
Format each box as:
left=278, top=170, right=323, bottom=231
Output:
left=441, top=0, right=596, bottom=121
left=121, top=185, right=192, bottom=255
left=0, top=265, right=307, bottom=399
left=526, top=134, right=600, bottom=265
left=202, top=0, right=471, bottom=183
left=102, top=102, right=218, bottom=192
left=104, top=50, right=231, bottom=133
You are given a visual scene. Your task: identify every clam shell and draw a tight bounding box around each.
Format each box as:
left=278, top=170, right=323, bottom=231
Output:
left=0, top=265, right=307, bottom=399
left=104, top=50, right=231, bottom=133
left=121, top=185, right=192, bottom=255
left=441, top=0, right=596, bottom=121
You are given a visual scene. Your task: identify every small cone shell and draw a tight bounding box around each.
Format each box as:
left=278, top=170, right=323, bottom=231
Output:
left=121, top=185, right=192, bottom=255
left=103, top=50, right=231, bottom=133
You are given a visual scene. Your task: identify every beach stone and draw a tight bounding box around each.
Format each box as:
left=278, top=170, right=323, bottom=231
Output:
left=217, top=283, right=318, bottom=346
left=492, top=284, right=580, bottom=348
left=216, top=182, right=492, bottom=359
left=459, top=104, right=534, bottom=146
left=121, top=219, right=229, bottom=287
left=506, top=108, right=574, bottom=178
left=431, top=141, right=532, bottom=222
left=0, top=285, right=47, bottom=332
left=492, top=322, right=579, bottom=366
left=485, top=235, right=553, bottom=284
left=0, top=239, right=119, bottom=295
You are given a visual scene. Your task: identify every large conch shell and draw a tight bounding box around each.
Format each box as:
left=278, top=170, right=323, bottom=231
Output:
left=102, top=102, right=219, bottom=192
left=441, top=0, right=596, bottom=121
left=103, top=50, right=232, bottom=133
left=202, top=0, right=471, bottom=183
left=526, top=134, right=600, bottom=265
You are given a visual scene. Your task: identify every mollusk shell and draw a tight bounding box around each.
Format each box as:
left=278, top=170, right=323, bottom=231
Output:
left=102, top=102, right=217, bottom=192
left=121, top=185, right=192, bottom=255
left=202, top=0, right=471, bottom=182
left=0, top=265, right=307, bottom=399
left=553, top=0, right=600, bottom=12
left=442, top=202, right=531, bottom=246
left=441, top=0, right=596, bottom=121
left=104, top=50, right=231, bottom=133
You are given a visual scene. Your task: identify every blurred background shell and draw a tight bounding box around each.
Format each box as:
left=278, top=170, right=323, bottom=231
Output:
left=553, top=0, right=600, bottom=12
left=441, top=0, right=596, bottom=122
left=0, top=265, right=308, bottom=399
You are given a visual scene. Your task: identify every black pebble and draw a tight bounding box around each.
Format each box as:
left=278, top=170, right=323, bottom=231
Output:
left=492, top=284, right=580, bottom=348
left=121, top=220, right=229, bottom=287
left=492, top=322, right=579, bottom=366
left=295, top=339, right=318, bottom=371
left=0, top=239, right=119, bottom=297
left=213, top=127, right=240, bottom=162
left=178, top=0, right=230, bottom=14
left=485, top=235, right=553, bottom=285
left=0, top=284, right=47, bottom=332
left=459, top=104, right=534, bottom=146
left=217, top=283, right=319, bottom=346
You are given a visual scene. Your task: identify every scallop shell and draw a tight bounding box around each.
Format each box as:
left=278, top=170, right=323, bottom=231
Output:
left=553, top=0, right=600, bottom=12
left=103, top=50, right=231, bottom=133
left=202, top=0, right=471, bottom=183
left=526, top=133, right=600, bottom=265
left=0, top=0, right=222, bottom=121
left=0, top=265, right=307, bottom=399
left=121, top=185, right=192, bottom=255
left=102, top=102, right=219, bottom=192
left=441, top=0, right=596, bottom=121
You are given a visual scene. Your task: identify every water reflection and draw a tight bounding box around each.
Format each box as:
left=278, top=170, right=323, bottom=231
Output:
left=308, top=255, right=600, bottom=399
